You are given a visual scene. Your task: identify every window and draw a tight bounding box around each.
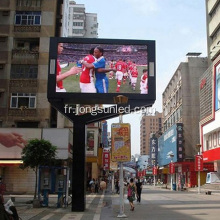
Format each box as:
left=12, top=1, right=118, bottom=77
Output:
left=15, top=11, right=41, bottom=25
left=206, top=140, right=209, bottom=151
left=10, top=93, right=36, bottom=109
left=218, top=131, right=220, bottom=146
left=72, top=29, right=84, bottom=34
left=73, top=22, right=83, bottom=26
left=11, top=65, right=38, bottom=79
left=208, top=135, right=212, bottom=149
left=213, top=132, right=217, bottom=147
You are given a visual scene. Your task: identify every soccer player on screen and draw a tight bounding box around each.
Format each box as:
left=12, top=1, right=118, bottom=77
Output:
left=80, top=48, right=96, bottom=93
left=130, top=66, right=138, bottom=91
left=56, top=43, right=82, bottom=92
left=140, top=69, right=148, bottom=94
left=115, top=58, right=126, bottom=92
left=81, top=47, right=115, bottom=93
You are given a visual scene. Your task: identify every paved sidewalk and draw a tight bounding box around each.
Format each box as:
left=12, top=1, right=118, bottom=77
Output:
left=3, top=185, right=220, bottom=219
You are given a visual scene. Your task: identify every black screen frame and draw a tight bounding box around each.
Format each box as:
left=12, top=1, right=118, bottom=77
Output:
left=48, top=37, right=156, bottom=105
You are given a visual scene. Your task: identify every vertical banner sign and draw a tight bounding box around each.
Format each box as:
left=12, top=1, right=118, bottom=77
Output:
left=169, top=162, right=175, bottom=174
left=195, top=155, right=203, bottom=171
left=111, top=123, right=131, bottom=162
left=103, top=149, right=110, bottom=170
left=176, top=123, right=183, bottom=161
left=153, top=166, right=158, bottom=175
left=102, top=121, right=108, bottom=148
left=150, top=136, right=158, bottom=166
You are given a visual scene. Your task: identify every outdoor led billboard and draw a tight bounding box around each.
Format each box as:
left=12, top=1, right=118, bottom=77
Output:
left=48, top=37, right=156, bottom=105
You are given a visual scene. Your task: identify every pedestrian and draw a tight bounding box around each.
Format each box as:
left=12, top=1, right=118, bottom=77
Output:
left=127, top=178, right=137, bottom=211
left=136, top=178, right=143, bottom=203
left=89, top=178, right=95, bottom=193
left=0, top=177, right=6, bottom=203
left=95, top=179, right=99, bottom=193
left=100, top=179, right=107, bottom=191
left=115, top=180, right=119, bottom=194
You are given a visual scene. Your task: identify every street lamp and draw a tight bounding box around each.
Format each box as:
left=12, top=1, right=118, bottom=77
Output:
left=196, top=144, right=202, bottom=194
left=169, top=153, right=174, bottom=191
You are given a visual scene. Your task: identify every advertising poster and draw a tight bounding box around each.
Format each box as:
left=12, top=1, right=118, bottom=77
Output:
left=0, top=128, right=41, bottom=159
left=86, top=130, right=95, bottom=156
left=111, top=123, right=131, bottom=162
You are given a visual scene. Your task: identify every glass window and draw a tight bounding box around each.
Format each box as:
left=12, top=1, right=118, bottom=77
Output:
left=11, top=97, right=17, bottom=108
left=15, top=12, right=41, bottom=25
left=208, top=135, right=212, bottom=149
left=10, top=93, right=36, bottom=109
left=218, top=131, right=220, bottom=146
left=11, top=65, right=38, bottom=79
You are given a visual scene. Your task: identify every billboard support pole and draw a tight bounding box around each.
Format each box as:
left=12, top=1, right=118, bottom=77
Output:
left=117, top=114, right=127, bottom=218
left=71, top=121, right=86, bottom=211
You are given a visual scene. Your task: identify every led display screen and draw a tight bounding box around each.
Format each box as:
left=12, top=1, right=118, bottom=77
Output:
left=48, top=38, right=156, bottom=105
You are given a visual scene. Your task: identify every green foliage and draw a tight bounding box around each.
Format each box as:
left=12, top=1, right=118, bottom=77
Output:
left=21, top=139, right=57, bottom=170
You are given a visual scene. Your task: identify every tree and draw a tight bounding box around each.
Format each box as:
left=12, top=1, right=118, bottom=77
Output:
left=20, top=139, right=57, bottom=199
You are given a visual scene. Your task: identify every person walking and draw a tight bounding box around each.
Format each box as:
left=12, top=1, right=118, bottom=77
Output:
left=136, top=178, right=143, bottom=203
left=127, top=178, right=137, bottom=211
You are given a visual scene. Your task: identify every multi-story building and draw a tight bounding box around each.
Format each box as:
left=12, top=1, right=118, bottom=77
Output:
left=0, top=0, right=65, bottom=192
left=160, top=55, right=209, bottom=188
left=0, top=0, right=101, bottom=193
left=68, top=1, right=98, bottom=38
left=140, top=111, right=162, bottom=155
left=199, top=0, right=220, bottom=176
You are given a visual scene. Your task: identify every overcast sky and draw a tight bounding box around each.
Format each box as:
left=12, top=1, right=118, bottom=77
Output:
left=75, top=0, right=207, bottom=155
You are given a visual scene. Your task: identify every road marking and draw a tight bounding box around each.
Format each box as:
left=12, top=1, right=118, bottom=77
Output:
left=93, top=192, right=104, bottom=220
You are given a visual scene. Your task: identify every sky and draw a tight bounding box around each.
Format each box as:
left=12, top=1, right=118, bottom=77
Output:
left=75, top=0, right=207, bottom=155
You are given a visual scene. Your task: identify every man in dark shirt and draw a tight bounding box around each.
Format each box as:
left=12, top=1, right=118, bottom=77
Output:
left=136, top=178, right=143, bottom=203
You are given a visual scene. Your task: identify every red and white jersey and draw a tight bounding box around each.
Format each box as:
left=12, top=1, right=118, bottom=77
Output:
left=110, top=61, right=115, bottom=69
left=56, top=60, right=63, bottom=89
left=123, top=62, right=128, bottom=72
left=131, top=69, right=138, bottom=78
left=115, top=61, right=126, bottom=72
left=141, top=74, right=148, bottom=83
left=80, top=55, right=96, bottom=83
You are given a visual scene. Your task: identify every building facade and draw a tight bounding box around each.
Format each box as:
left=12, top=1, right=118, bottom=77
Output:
left=161, top=55, right=209, bottom=188
left=0, top=0, right=101, bottom=193
left=199, top=0, right=220, bottom=175
left=68, top=1, right=98, bottom=38
left=140, top=111, right=162, bottom=155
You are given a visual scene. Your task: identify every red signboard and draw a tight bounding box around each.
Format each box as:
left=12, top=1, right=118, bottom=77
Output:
left=203, top=148, right=220, bottom=162
left=195, top=155, right=203, bottom=171
left=169, top=162, right=175, bottom=174
left=103, top=151, right=110, bottom=170
left=153, top=166, right=157, bottom=175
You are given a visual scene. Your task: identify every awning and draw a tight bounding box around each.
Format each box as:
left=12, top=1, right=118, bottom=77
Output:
left=0, top=160, right=23, bottom=166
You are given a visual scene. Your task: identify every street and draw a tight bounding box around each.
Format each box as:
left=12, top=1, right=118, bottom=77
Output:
left=4, top=185, right=220, bottom=220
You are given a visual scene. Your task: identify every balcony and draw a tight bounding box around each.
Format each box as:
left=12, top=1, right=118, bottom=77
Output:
left=9, top=79, right=38, bottom=93
left=14, top=25, right=41, bottom=33
left=0, top=0, right=10, bottom=11
left=8, top=108, right=37, bottom=117
left=12, top=49, right=39, bottom=64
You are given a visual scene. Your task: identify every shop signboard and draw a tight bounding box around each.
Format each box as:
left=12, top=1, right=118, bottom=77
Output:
left=195, top=155, right=203, bottom=171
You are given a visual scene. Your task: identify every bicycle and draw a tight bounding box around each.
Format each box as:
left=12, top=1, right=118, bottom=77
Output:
left=62, top=194, right=72, bottom=207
